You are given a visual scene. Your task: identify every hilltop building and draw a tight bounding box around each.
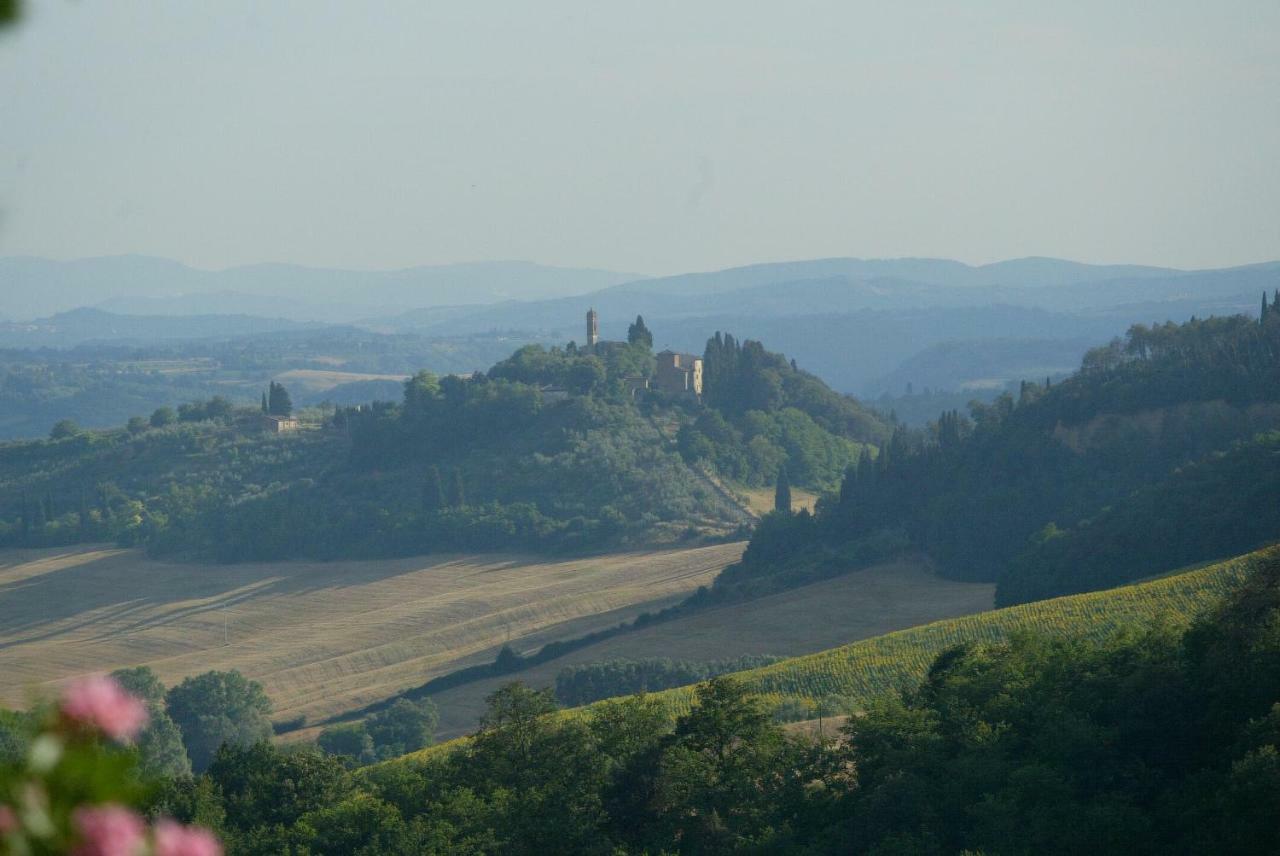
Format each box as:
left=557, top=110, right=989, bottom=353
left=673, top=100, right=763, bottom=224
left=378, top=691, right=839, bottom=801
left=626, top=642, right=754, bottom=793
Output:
left=578, top=310, right=703, bottom=400
left=654, top=350, right=703, bottom=398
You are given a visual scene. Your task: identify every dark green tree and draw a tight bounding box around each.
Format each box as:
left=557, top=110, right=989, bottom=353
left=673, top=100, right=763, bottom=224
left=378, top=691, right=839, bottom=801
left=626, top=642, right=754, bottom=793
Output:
left=317, top=724, right=376, bottom=767
left=774, top=464, right=792, bottom=513
left=422, top=466, right=445, bottom=512
left=207, top=742, right=351, bottom=833
left=267, top=382, right=293, bottom=417
left=111, top=666, right=192, bottom=778
left=365, top=698, right=438, bottom=758
left=49, top=419, right=80, bottom=440
left=627, top=315, right=654, bottom=349
left=149, top=406, right=176, bottom=428
left=165, top=670, right=275, bottom=773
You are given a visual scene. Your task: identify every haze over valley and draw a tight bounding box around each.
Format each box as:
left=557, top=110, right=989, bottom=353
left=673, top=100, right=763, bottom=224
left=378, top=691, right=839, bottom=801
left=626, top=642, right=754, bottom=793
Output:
left=2, top=2, right=1279, bottom=853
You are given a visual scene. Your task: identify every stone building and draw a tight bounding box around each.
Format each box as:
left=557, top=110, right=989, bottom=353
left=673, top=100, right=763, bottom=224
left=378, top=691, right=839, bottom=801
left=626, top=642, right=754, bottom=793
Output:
left=654, top=350, right=703, bottom=398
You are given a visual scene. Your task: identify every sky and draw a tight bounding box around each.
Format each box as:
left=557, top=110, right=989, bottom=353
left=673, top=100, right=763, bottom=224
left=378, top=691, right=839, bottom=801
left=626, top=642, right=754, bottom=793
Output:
left=1, top=1, right=1277, bottom=276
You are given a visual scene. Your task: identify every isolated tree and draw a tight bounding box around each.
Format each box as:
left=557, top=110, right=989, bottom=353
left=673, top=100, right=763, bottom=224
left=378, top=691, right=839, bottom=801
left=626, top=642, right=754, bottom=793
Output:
left=627, top=315, right=654, bottom=349
left=261, top=391, right=269, bottom=413
left=774, top=465, right=792, bottom=513
left=49, top=419, right=79, bottom=440
left=150, top=406, right=176, bottom=428
left=165, top=670, right=274, bottom=773
left=267, top=382, right=293, bottom=417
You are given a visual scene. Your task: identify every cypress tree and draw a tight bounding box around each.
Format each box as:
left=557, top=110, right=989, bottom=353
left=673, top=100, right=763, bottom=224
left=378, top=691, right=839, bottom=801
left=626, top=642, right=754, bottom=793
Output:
left=1263, top=292, right=1270, bottom=323
left=627, top=315, right=653, bottom=349
left=261, top=391, right=268, bottom=413
left=268, top=382, right=293, bottom=417
left=839, top=463, right=858, bottom=503
left=774, top=465, right=792, bottom=514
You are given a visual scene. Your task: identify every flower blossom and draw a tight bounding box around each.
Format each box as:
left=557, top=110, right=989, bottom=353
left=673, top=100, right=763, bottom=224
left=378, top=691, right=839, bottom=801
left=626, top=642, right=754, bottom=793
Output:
left=71, top=804, right=146, bottom=856
left=60, top=676, right=149, bottom=741
left=153, top=819, right=223, bottom=856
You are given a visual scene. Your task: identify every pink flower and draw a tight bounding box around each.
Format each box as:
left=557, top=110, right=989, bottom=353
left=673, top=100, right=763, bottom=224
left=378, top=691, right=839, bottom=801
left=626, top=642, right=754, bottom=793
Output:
left=0, top=804, right=16, bottom=833
left=153, top=820, right=223, bottom=856
left=60, top=675, right=149, bottom=741
left=71, top=805, right=146, bottom=856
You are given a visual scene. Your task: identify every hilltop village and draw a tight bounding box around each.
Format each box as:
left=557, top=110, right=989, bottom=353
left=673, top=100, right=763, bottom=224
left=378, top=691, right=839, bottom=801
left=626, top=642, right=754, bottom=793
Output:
left=571, top=308, right=704, bottom=399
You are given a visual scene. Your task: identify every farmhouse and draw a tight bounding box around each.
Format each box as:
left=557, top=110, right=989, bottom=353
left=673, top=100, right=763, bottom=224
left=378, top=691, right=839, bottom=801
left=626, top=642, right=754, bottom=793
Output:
left=262, top=414, right=300, bottom=433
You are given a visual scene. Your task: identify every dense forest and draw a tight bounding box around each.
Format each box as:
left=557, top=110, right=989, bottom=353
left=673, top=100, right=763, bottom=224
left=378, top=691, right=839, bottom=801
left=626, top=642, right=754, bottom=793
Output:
left=0, top=324, right=883, bottom=561
left=731, top=304, right=1280, bottom=604
left=5, top=552, right=1277, bottom=854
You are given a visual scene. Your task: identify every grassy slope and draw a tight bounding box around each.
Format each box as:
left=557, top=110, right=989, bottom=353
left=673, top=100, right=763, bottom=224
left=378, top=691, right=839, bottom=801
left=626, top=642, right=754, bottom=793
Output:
left=629, top=547, right=1267, bottom=721
left=389, top=547, right=1266, bottom=767
left=0, top=542, right=743, bottom=724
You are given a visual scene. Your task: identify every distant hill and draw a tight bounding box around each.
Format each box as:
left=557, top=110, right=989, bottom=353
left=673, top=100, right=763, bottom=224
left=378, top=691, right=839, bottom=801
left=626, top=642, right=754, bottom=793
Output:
left=383, top=258, right=1277, bottom=395
left=605, top=255, right=1180, bottom=297
left=727, top=307, right=1280, bottom=606
left=0, top=327, right=886, bottom=560
left=871, top=337, right=1094, bottom=394
left=0, top=256, right=647, bottom=321
left=0, top=307, right=319, bottom=347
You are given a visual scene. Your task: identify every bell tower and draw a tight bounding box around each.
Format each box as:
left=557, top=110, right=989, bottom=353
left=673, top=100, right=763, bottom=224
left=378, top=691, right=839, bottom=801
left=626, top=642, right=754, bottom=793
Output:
left=586, top=308, right=600, bottom=350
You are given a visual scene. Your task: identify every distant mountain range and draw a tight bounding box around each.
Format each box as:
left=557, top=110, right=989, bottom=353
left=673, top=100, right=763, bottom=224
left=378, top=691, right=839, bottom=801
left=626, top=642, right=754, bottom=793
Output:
left=1, top=254, right=1275, bottom=397
left=0, top=256, right=647, bottom=322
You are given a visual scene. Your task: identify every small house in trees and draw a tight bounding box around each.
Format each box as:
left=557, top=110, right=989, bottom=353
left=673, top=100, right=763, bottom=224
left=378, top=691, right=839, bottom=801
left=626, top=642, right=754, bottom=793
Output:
left=261, top=414, right=300, bottom=434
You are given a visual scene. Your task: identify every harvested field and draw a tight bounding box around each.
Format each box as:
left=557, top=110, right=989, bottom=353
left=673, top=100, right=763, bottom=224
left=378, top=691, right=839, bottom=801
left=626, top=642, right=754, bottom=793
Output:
left=0, top=543, right=743, bottom=725
left=426, top=558, right=994, bottom=738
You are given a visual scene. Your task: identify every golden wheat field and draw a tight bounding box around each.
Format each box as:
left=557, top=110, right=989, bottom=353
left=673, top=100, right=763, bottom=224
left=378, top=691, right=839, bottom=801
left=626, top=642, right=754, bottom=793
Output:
left=0, top=542, right=744, bottom=725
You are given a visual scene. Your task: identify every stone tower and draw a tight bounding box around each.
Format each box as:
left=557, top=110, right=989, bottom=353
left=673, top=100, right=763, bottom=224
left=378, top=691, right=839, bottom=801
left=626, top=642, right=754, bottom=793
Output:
left=586, top=308, right=600, bottom=349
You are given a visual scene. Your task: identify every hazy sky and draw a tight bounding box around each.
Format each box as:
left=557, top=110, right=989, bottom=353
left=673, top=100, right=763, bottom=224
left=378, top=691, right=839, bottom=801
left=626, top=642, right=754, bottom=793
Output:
left=2, top=1, right=1277, bottom=275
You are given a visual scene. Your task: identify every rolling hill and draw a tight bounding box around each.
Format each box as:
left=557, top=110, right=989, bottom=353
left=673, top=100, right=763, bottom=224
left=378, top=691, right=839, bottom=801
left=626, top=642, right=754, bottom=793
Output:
left=393, top=546, right=1266, bottom=762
